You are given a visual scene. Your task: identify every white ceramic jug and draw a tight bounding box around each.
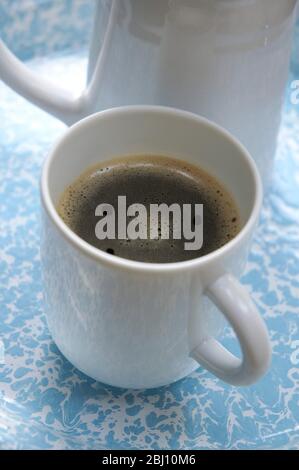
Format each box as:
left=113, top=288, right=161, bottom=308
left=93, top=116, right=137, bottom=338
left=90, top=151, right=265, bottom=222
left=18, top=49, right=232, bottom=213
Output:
left=0, top=0, right=298, bottom=183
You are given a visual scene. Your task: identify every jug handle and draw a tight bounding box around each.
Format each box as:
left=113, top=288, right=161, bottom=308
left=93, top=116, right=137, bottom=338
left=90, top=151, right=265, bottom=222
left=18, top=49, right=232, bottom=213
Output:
left=0, top=0, right=118, bottom=125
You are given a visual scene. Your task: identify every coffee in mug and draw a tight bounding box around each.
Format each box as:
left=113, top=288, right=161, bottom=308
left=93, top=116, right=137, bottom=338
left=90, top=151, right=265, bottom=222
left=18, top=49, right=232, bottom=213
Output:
left=57, top=155, right=240, bottom=263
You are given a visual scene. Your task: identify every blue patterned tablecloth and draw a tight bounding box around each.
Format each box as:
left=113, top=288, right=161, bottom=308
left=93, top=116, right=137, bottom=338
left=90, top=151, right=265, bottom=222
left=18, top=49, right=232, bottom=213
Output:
left=0, top=0, right=299, bottom=450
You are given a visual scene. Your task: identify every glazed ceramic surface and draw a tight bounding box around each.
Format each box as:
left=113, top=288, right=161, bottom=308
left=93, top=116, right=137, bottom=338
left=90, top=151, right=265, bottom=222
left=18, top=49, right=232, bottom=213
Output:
left=40, top=106, right=269, bottom=389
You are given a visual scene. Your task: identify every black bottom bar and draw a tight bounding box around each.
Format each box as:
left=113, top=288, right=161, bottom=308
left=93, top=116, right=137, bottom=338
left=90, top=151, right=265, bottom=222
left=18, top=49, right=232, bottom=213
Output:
left=0, top=449, right=298, bottom=465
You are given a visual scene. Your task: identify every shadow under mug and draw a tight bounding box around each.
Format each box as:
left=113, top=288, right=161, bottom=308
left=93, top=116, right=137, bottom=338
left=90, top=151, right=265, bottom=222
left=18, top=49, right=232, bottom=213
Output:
left=40, top=106, right=271, bottom=389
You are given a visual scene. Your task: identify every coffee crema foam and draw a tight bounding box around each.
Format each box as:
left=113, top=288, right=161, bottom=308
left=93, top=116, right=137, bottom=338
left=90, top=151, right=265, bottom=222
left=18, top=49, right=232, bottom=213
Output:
left=57, top=155, right=241, bottom=263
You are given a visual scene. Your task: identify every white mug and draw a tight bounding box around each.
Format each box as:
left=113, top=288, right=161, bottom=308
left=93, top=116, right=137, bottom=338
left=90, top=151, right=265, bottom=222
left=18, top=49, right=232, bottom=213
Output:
left=40, top=106, right=271, bottom=389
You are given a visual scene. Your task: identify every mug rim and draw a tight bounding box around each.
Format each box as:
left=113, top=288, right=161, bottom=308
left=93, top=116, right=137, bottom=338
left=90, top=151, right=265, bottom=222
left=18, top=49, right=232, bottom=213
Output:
left=41, top=105, right=263, bottom=274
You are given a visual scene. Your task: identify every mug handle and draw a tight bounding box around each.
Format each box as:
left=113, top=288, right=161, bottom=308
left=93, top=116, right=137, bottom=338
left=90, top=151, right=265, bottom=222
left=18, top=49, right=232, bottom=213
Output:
left=190, top=273, right=271, bottom=386
left=0, top=1, right=119, bottom=125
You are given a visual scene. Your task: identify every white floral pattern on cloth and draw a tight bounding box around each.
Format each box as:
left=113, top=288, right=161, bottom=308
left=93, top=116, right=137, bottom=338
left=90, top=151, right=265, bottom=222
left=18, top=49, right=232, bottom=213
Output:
left=0, top=0, right=94, bottom=60
left=0, top=0, right=299, bottom=450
